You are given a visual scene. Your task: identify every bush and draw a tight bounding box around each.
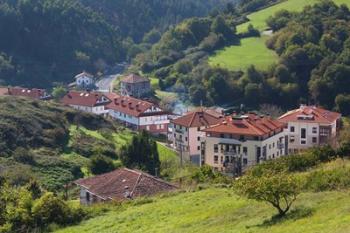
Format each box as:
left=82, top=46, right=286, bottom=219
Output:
left=12, top=147, right=35, bottom=165
left=88, top=155, right=115, bottom=175
left=32, top=193, right=84, bottom=227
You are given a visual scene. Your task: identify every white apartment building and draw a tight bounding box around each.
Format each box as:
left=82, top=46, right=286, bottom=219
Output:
left=278, top=105, right=341, bottom=154
left=202, top=114, right=288, bottom=175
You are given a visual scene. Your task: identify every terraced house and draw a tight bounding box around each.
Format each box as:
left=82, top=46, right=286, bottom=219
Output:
left=107, top=95, right=170, bottom=134
left=170, top=109, right=224, bottom=164
left=202, top=113, right=287, bottom=175
left=278, top=105, right=341, bottom=154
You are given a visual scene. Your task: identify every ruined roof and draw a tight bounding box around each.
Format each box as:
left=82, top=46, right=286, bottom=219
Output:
left=74, top=168, right=177, bottom=201
left=278, top=105, right=341, bottom=124
left=171, top=109, right=224, bottom=128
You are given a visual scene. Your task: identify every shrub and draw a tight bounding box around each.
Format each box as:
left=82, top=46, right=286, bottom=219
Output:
left=12, top=147, right=35, bottom=165
left=88, top=155, right=115, bottom=175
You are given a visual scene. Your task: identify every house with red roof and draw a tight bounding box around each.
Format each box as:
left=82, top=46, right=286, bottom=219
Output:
left=2, top=87, right=51, bottom=100
left=120, top=74, right=151, bottom=98
left=74, top=168, right=177, bottom=205
left=170, top=109, right=224, bottom=164
left=106, top=95, right=170, bottom=134
left=278, top=105, right=341, bottom=153
left=61, top=91, right=111, bottom=115
left=202, top=113, right=287, bottom=175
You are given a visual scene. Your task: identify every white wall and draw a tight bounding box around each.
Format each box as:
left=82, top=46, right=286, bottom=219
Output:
left=109, top=110, right=139, bottom=126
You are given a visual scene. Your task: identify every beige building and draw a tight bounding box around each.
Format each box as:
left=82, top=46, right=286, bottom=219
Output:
left=278, top=105, right=341, bottom=154
left=170, top=109, right=224, bottom=164
left=202, top=114, right=287, bottom=175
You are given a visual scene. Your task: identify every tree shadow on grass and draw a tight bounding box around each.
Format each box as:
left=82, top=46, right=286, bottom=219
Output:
left=247, top=207, right=314, bottom=229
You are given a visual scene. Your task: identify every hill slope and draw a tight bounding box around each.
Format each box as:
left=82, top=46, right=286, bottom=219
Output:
left=56, top=187, right=350, bottom=233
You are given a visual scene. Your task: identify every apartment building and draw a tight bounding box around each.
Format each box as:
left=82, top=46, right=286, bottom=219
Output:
left=278, top=105, right=341, bottom=154
left=170, top=109, right=224, bottom=164
left=202, top=114, right=287, bottom=175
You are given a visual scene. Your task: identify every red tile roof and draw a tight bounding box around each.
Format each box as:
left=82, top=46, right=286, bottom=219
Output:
left=204, top=114, right=285, bottom=137
left=7, top=87, right=49, bottom=99
left=106, top=95, right=167, bottom=117
left=278, top=105, right=341, bottom=124
left=61, top=91, right=110, bottom=107
left=171, top=109, right=224, bottom=128
left=74, top=168, right=177, bottom=201
left=121, top=74, right=149, bottom=84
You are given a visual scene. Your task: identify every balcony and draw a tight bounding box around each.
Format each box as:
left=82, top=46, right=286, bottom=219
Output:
left=223, top=150, right=239, bottom=156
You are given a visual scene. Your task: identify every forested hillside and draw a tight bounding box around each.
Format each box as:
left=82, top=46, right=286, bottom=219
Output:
left=0, top=0, right=233, bottom=88
left=135, top=0, right=350, bottom=116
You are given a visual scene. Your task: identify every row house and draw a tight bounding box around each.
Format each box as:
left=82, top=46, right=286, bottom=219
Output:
left=278, top=105, right=341, bottom=154
left=170, top=109, right=224, bottom=164
left=106, top=95, right=170, bottom=134
left=61, top=91, right=111, bottom=115
left=0, top=87, right=51, bottom=100
left=202, top=113, right=287, bottom=175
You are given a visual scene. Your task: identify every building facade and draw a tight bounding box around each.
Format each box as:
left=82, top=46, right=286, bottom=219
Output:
left=106, top=95, right=170, bottom=134
left=278, top=105, right=341, bottom=154
left=61, top=91, right=111, bottom=115
left=120, top=74, right=151, bottom=98
left=202, top=114, right=287, bottom=175
left=170, top=110, right=224, bottom=164
left=75, top=71, right=95, bottom=89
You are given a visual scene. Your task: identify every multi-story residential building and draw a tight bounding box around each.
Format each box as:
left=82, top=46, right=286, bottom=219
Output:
left=202, top=114, right=287, bottom=175
left=75, top=71, right=95, bottom=89
left=278, top=105, right=341, bottom=154
left=106, top=95, right=170, bottom=134
left=120, top=74, right=151, bottom=98
left=170, top=109, right=224, bottom=164
left=61, top=91, right=111, bottom=115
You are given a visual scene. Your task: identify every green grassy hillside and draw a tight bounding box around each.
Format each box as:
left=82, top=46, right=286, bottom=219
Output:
left=56, top=187, right=350, bottom=233
left=209, top=36, right=278, bottom=70
left=237, top=0, right=350, bottom=33
left=209, top=0, right=350, bottom=71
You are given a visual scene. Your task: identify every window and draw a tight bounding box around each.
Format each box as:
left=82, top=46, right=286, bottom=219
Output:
left=290, top=136, right=295, bottom=143
left=301, top=140, right=306, bottom=145
left=312, top=127, right=317, bottom=134
left=197, top=127, right=201, bottom=131
left=214, top=156, right=218, bottom=164
left=239, top=135, right=245, bottom=141
left=220, top=134, right=224, bottom=138
left=312, top=137, right=317, bottom=143
left=185, top=137, right=188, bottom=142
left=301, top=128, right=306, bottom=139
left=290, top=126, right=295, bottom=132
left=86, top=192, right=90, bottom=202
left=197, top=146, right=201, bottom=151
left=214, top=144, right=218, bottom=153
left=273, top=142, right=275, bottom=148
left=197, top=137, right=200, bottom=141
left=243, top=158, right=248, bottom=165
left=243, top=147, right=248, bottom=154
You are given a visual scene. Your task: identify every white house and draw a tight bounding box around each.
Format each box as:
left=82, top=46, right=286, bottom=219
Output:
left=106, top=95, right=170, bottom=134
left=75, top=71, right=95, bottom=89
left=201, top=113, right=288, bottom=175
left=61, top=91, right=111, bottom=115
left=170, top=109, right=224, bottom=164
left=278, top=105, right=341, bottom=154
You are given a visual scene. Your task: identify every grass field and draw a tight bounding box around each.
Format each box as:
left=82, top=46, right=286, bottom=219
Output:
left=237, top=0, right=350, bottom=33
left=56, top=187, right=350, bottom=233
left=209, top=36, right=278, bottom=71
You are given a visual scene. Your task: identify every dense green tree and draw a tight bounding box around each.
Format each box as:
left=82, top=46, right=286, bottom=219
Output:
left=120, top=131, right=160, bottom=175
left=88, top=155, right=115, bottom=175
left=335, top=94, right=350, bottom=116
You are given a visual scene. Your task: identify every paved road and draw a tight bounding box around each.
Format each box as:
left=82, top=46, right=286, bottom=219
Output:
left=96, top=74, right=119, bottom=92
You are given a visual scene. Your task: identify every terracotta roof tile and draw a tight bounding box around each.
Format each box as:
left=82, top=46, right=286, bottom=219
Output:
left=171, top=109, right=224, bottom=128
left=278, top=105, right=341, bottom=124
left=204, top=114, right=285, bottom=137
left=7, top=87, right=49, bottom=99
left=61, top=91, right=110, bottom=107
left=0, top=87, right=9, bottom=96
left=121, top=74, right=149, bottom=84
left=74, top=168, right=177, bottom=201
left=106, top=95, right=167, bottom=117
